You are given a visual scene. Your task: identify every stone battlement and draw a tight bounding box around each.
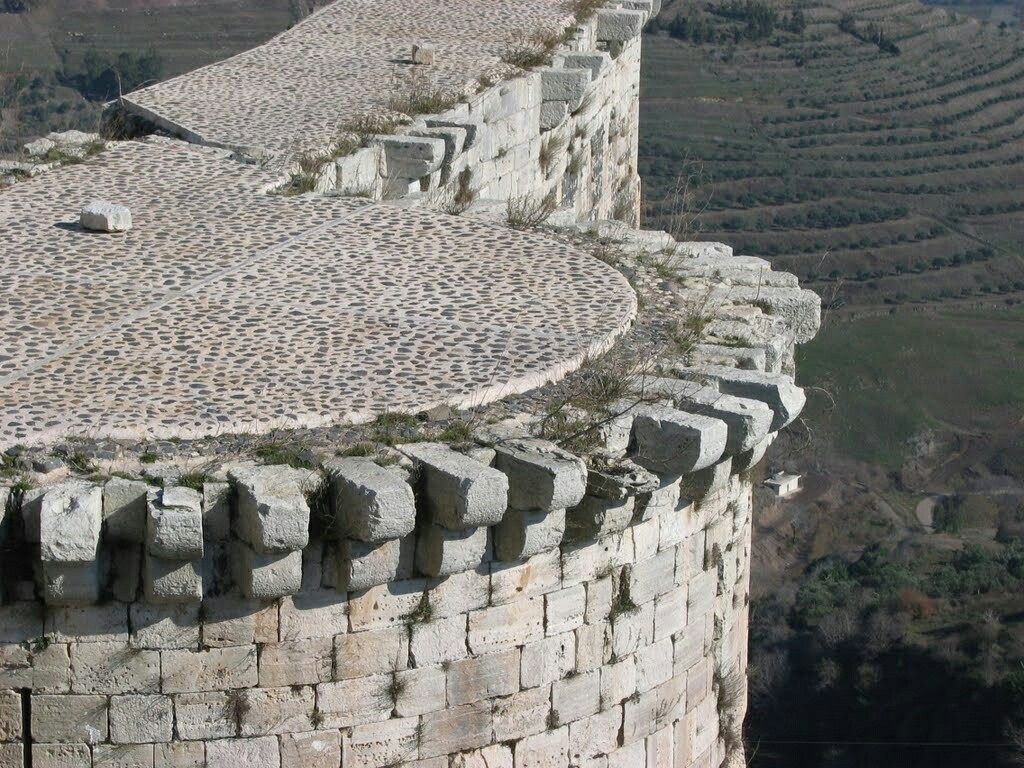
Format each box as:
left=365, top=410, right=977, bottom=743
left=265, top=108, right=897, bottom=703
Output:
left=0, top=1, right=821, bottom=767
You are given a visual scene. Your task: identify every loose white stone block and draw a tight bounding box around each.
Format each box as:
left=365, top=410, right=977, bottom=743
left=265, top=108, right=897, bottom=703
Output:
left=401, top=443, right=508, bottom=529
left=230, top=465, right=316, bottom=554
left=80, top=201, right=132, bottom=233
left=325, top=457, right=416, bottom=542
left=412, top=43, right=435, bottom=65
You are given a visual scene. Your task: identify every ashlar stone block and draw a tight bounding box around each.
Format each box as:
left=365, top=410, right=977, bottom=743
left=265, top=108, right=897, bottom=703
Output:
left=232, top=542, right=302, bottom=599
left=325, top=457, right=416, bottom=542
left=493, top=508, right=566, bottom=561
left=494, top=438, right=587, bottom=512
left=39, top=481, right=102, bottom=563
left=109, top=695, right=172, bottom=744
left=629, top=404, right=727, bottom=476
left=103, top=478, right=151, bottom=543
left=401, top=443, right=508, bottom=529
left=416, top=523, right=488, bottom=577
left=230, top=465, right=316, bottom=554
left=147, top=488, right=203, bottom=560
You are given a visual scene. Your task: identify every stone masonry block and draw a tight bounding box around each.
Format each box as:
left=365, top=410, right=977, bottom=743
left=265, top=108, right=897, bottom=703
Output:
left=369, top=135, right=446, bottom=179
left=595, top=8, right=647, bottom=42
left=92, top=743, right=155, bottom=767
left=0, top=743, right=22, bottom=768
left=334, top=625, right=408, bottom=679
left=161, top=646, right=258, bottom=693
left=409, top=614, right=468, bottom=667
left=517, top=727, right=569, bottom=766
left=416, top=523, right=488, bottom=577
left=143, top=553, right=202, bottom=604
left=147, top=488, right=203, bottom=560
left=109, top=695, right=173, bottom=744
left=80, top=201, right=131, bottom=232
left=348, top=578, right=428, bottom=631
left=230, top=465, right=316, bottom=554
left=493, top=508, right=565, bottom=561
left=173, top=691, right=235, bottom=740
left=344, top=717, right=419, bottom=767
left=566, top=495, right=634, bottom=541
left=539, top=67, right=591, bottom=109
left=646, top=379, right=773, bottom=455
left=494, top=439, right=587, bottom=512
left=489, top=549, right=560, bottom=605
left=569, top=708, right=623, bottom=765
left=103, top=478, right=151, bottom=543
left=46, top=603, right=128, bottom=643
left=238, top=686, right=314, bottom=737
left=334, top=536, right=415, bottom=591
left=42, top=562, right=101, bottom=606
left=0, top=691, right=20, bottom=741
left=257, top=638, right=333, bottom=687
left=279, top=731, right=341, bottom=768
left=468, top=597, right=544, bottom=655
left=521, top=632, right=575, bottom=689
left=32, top=744, right=91, bottom=768
left=129, top=603, right=200, bottom=650
left=418, top=701, right=492, bottom=759
left=545, top=584, right=586, bottom=636
left=31, top=694, right=108, bottom=743
left=492, top=685, right=550, bottom=743
left=153, top=742, right=204, bottom=768
left=232, top=542, right=302, bottom=599
left=39, top=481, right=102, bottom=563
left=401, top=443, right=509, bottom=529
left=325, top=457, right=416, bottom=542
left=205, top=737, right=280, bottom=768
left=552, top=669, right=600, bottom=726
left=630, top=404, right=727, bottom=476
left=394, top=665, right=446, bottom=718
left=316, top=675, right=392, bottom=729
left=672, top=365, right=806, bottom=431
left=70, top=642, right=160, bottom=694
left=278, top=590, right=347, bottom=641
left=540, top=101, right=569, bottom=131
left=558, top=51, right=612, bottom=79
left=447, top=648, right=520, bottom=706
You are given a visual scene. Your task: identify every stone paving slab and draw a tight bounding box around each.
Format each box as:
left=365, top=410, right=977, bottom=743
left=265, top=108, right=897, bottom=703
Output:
left=0, top=140, right=636, bottom=447
left=123, top=0, right=574, bottom=158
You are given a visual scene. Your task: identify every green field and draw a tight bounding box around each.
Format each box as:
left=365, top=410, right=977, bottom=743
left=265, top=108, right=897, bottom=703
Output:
left=799, top=306, right=1024, bottom=467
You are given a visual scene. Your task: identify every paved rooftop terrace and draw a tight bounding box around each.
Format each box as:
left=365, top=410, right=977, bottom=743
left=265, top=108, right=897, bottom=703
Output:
left=0, top=140, right=635, bottom=447
left=124, top=0, right=572, bottom=158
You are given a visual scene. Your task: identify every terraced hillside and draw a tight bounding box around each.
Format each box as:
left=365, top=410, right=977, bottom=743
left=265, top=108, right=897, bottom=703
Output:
left=642, top=0, right=1024, bottom=310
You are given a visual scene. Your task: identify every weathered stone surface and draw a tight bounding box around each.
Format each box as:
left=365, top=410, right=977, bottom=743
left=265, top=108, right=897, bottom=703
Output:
left=31, top=694, right=108, bottom=743
left=468, top=597, right=544, bottom=655
left=230, top=465, right=316, bottom=554
left=492, top=685, right=550, bottom=742
left=0, top=691, right=21, bottom=741
left=493, top=508, right=566, bottom=561
left=109, top=695, right=173, bottom=744
left=153, top=742, right=204, bottom=768
left=42, top=561, right=101, bottom=606
left=31, top=744, right=91, bottom=768
left=173, top=691, right=235, bottom=740
left=258, top=638, right=333, bottom=687
left=494, top=439, right=587, bottom=512
left=552, top=669, right=600, bottom=725
left=539, top=67, right=591, bottom=109
left=201, top=482, right=231, bottom=540
left=447, top=648, right=519, bottom=706
left=516, top=727, right=569, bottom=766
left=368, top=135, right=446, bottom=178
left=238, top=686, right=314, bottom=737
left=419, top=701, right=492, bottom=759
left=93, top=744, right=155, bottom=768
left=325, top=457, right=416, bottom=543
left=232, top=543, right=302, bottom=599
left=566, top=495, right=634, bottom=541
left=544, top=584, right=586, bottom=636
left=596, top=8, right=648, bottom=41
left=161, top=646, right=258, bottom=693
left=205, top=737, right=280, bottom=768
left=521, top=632, right=575, bottom=688
left=333, top=536, right=414, bottom=591
left=129, top=603, right=200, bottom=650
left=143, top=553, right=202, bottom=604
left=335, top=625, right=408, bottom=679
left=416, top=523, right=488, bottom=577
left=401, top=443, right=508, bottom=529
left=147, top=488, right=204, bottom=560
left=348, top=578, right=427, bottom=631
left=278, top=590, right=347, bottom=641
left=489, top=549, right=561, bottom=606
left=586, top=460, right=659, bottom=500
left=344, top=717, right=420, bottom=767
left=202, top=598, right=277, bottom=647
left=70, top=642, right=160, bottom=694
left=39, top=481, right=102, bottom=563
left=103, top=478, right=151, bottom=543
left=569, top=707, right=623, bottom=764
left=630, top=404, right=727, bottom=476
left=316, top=675, right=392, bottom=728
left=279, top=731, right=341, bottom=768
left=411, top=43, right=435, bottom=65
left=80, top=201, right=132, bottom=232
left=671, top=366, right=806, bottom=431
left=394, top=665, right=446, bottom=718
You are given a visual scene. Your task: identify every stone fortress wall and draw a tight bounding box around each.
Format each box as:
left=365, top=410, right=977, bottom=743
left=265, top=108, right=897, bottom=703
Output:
left=0, top=2, right=822, bottom=768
